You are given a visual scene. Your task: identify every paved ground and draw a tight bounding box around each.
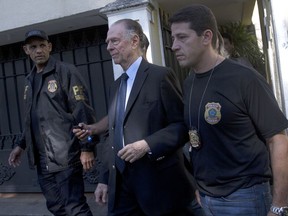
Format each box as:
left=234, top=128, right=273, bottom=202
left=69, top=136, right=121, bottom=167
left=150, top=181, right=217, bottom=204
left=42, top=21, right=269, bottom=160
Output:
left=0, top=192, right=107, bottom=216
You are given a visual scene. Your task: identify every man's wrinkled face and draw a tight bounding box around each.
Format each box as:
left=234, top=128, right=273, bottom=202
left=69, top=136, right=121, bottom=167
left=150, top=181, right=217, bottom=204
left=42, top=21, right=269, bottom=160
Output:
left=106, top=23, right=134, bottom=69
left=23, top=38, right=52, bottom=66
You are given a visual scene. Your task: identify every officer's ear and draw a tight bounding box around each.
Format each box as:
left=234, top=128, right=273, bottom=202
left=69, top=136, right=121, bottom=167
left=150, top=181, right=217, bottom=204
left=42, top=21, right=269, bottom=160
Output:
left=47, top=41, right=52, bottom=52
left=201, top=29, right=213, bottom=46
left=23, top=45, right=29, bottom=55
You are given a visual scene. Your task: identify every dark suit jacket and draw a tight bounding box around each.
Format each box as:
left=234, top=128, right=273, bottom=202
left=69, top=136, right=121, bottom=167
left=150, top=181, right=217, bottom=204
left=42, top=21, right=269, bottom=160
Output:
left=100, top=59, right=194, bottom=215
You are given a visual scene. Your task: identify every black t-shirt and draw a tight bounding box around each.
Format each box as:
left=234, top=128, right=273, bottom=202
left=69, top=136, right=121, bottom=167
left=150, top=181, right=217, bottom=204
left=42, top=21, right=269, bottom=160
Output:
left=31, top=71, right=47, bottom=171
left=183, top=59, right=288, bottom=197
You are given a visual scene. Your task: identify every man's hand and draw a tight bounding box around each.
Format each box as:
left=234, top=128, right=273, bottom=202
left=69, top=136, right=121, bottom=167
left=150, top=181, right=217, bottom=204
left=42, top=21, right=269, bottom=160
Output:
left=118, top=139, right=150, bottom=163
left=8, top=146, right=24, bottom=167
left=80, top=151, right=95, bottom=171
left=72, top=123, right=91, bottom=141
left=195, top=189, right=202, bottom=207
left=268, top=211, right=277, bottom=216
left=73, top=116, right=108, bottom=140
left=267, top=133, right=288, bottom=215
left=95, top=183, right=108, bottom=205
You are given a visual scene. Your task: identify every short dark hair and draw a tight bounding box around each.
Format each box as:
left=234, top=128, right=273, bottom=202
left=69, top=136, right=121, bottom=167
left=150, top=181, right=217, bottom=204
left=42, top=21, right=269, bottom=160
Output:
left=221, top=32, right=233, bottom=44
left=217, top=30, right=225, bottom=55
left=113, top=19, right=144, bottom=48
left=169, top=4, right=218, bottom=49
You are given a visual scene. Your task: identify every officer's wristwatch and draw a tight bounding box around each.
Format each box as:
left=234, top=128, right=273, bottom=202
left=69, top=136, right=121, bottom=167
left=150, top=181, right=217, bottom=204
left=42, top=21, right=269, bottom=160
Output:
left=270, top=205, right=288, bottom=216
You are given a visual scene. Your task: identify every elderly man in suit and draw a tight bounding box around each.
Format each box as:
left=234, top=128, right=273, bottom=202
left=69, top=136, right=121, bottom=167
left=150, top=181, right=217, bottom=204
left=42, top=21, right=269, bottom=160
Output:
left=74, top=19, right=196, bottom=215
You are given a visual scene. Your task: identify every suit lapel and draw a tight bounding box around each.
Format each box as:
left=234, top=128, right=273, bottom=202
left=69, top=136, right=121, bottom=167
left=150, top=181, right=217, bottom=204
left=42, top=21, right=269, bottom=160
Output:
left=109, top=79, right=121, bottom=128
left=125, top=60, right=149, bottom=118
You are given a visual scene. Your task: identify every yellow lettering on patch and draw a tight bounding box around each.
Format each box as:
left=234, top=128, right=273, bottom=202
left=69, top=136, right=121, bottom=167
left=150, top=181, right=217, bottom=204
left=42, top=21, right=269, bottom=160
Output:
left=72, top=85, right=85, bottom=101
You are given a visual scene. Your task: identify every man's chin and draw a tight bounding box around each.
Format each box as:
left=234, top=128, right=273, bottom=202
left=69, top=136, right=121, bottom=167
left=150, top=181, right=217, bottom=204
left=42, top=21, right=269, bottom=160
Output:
left=112, top=58, right=120, bottom=64
left=178, top=61, right=190, bottom=69
left=35, top=60, right=48, bottom=65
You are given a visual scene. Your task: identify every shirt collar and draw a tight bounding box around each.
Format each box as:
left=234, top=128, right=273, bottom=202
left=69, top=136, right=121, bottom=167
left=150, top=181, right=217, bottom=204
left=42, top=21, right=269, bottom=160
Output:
left=126, top=56, right=142, bottom=81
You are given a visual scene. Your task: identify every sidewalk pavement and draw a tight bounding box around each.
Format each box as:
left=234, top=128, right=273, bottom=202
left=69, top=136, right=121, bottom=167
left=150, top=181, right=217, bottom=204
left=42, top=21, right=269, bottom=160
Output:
left=0, top=192, right=107, bottom=216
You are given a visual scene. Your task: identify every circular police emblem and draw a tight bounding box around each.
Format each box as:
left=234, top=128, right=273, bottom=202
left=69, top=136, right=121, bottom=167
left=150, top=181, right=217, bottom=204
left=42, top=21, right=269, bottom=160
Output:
left=48, top=80, right=58, bottom=93
left=204, top=102, right=221, bottom=125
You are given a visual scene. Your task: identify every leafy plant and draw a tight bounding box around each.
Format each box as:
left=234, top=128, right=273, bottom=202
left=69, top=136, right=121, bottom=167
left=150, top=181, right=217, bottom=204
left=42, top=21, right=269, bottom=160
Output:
left=219, top=22, right=265, bottom=75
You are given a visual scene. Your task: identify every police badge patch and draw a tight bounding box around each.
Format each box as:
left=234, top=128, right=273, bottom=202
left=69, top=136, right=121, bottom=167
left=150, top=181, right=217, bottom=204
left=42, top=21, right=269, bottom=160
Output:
left=48, top=80, right=58, bottom=93
left=204, top=102, right=221, bottom=125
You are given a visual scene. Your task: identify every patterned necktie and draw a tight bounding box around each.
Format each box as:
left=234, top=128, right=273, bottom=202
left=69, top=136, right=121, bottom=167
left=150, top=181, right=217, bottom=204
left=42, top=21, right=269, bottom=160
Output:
left=114, top=73, right=128, bottom=173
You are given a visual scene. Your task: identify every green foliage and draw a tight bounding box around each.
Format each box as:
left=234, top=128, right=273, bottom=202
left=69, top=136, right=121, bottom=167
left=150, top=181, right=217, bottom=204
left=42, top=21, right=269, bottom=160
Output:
left=220, top=22, right=265, bottom=72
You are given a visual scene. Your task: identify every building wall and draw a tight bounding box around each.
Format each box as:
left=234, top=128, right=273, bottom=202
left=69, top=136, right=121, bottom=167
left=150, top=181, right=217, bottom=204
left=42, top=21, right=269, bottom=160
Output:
left=269, top=0, right=288, bottom=116
left=0, top=0, right=112, bottom=31
left=0, top=0, right=114, bottom=46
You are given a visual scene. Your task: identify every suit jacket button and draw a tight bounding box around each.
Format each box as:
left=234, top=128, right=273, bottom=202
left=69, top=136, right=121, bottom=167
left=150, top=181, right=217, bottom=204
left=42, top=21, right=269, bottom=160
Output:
left=112, top=165, right=115, bottom=169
